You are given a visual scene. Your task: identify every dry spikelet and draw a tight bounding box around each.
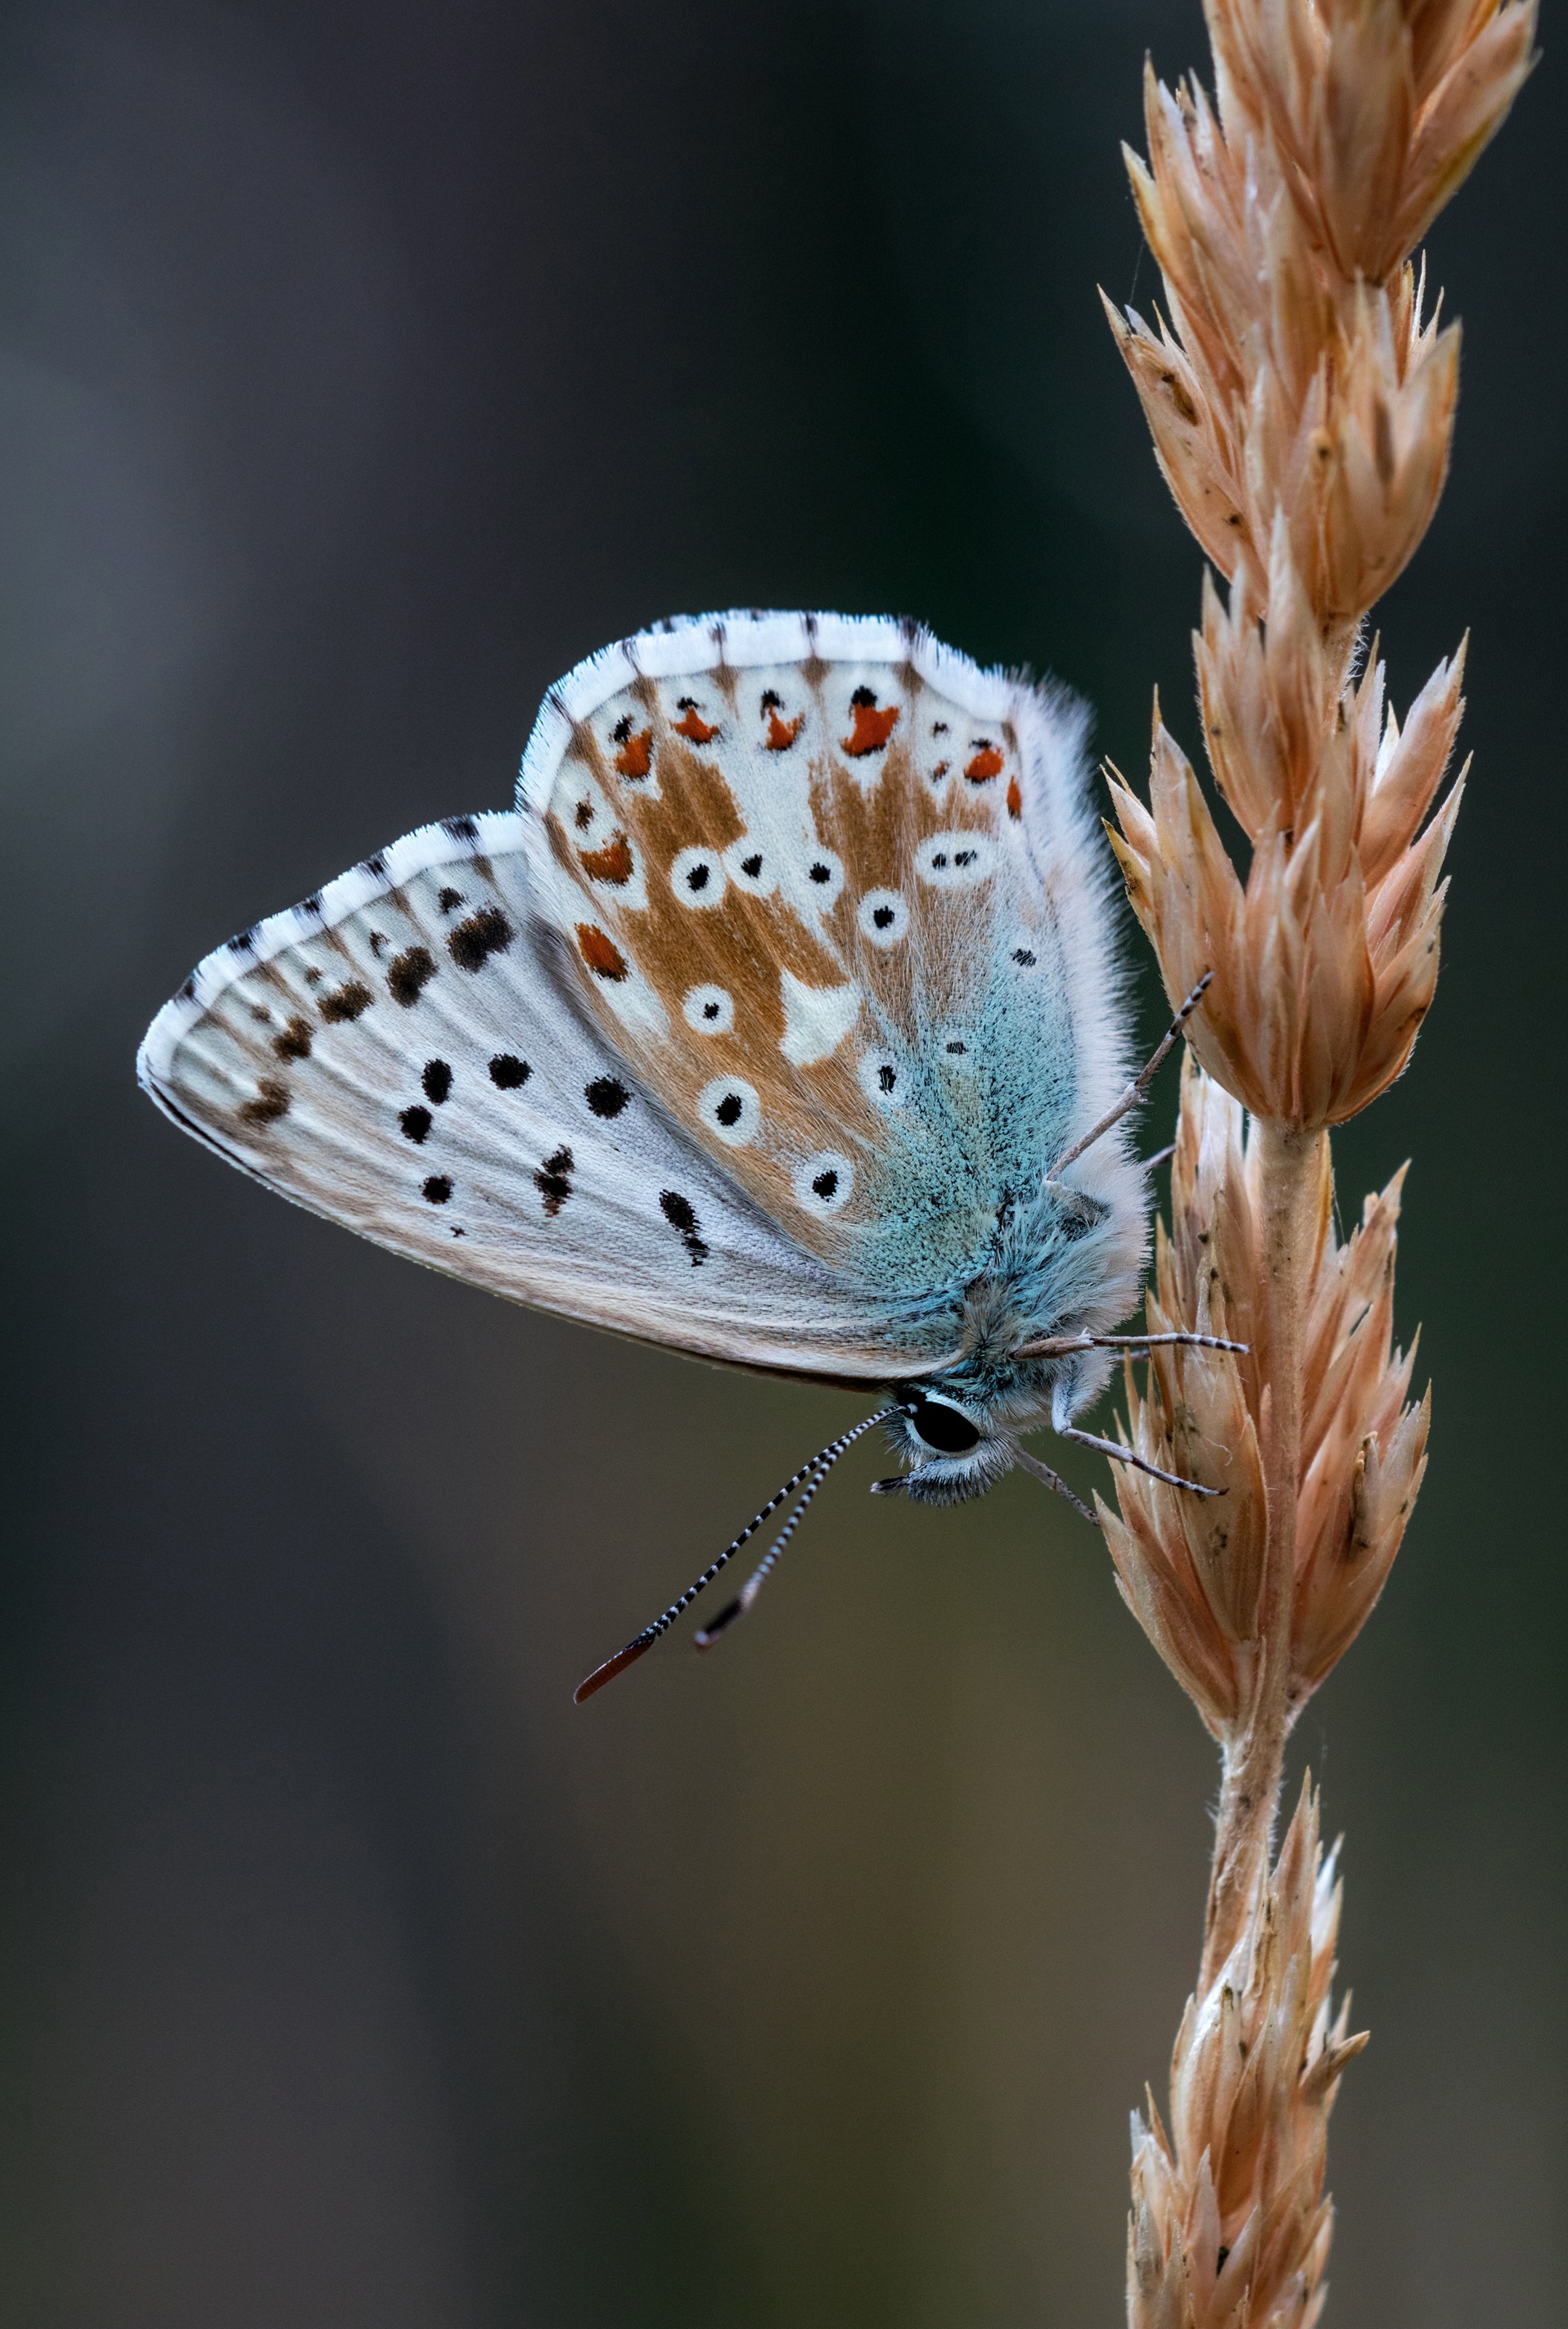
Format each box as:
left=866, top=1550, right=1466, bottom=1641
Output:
left=1104, top=0, right=1532, bottom=1131
left=1106, top=591, right=1467, bottom=1125
left=1095, top=4, right=1532, bottom=2320
left=1127, top=1781, right=1367, bottom=2329
left=1098, top=1056, right=1429, bottom=1723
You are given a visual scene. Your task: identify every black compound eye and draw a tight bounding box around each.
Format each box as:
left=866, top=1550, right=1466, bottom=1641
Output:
left=908, top=1398, right=982, bottom=1454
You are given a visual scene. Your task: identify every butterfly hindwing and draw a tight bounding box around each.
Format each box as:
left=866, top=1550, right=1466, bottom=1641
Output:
left=520, top=613, right=1135, bottom=1300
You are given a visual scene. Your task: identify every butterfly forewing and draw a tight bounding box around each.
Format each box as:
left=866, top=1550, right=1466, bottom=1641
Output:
left=138, top=814, right=948, bottom=1378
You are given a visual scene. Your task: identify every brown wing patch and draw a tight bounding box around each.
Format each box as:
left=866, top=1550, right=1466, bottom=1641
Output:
left=577, top=925, right=629, bottom=980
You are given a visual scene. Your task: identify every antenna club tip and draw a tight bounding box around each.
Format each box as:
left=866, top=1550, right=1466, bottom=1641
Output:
left=572, top=1631, right=656, bottom=1704
left=693, top=1597, right=745, bottom=1650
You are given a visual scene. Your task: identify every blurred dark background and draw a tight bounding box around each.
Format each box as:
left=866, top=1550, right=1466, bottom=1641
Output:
left=2, top=2, right=1562, bottom=2322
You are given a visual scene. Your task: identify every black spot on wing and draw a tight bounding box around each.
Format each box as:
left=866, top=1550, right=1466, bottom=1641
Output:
left=388, top=946, right=436, bottom=1007
left=534, top=1146, right=574, bottom=1218
left=227, top=928, right=257, bottom=957
left=489, top=1053, right=530, bottom=1088
left=438, top=887, right=463, bottom=912
left=360, top=853, right=388, bottom=882
left=659, top=1189, right=709, bottom=1266
left=442, top=815, right=479, bottom=844
left=319, top=980, right=373, bottom=1023
left=448, top=907, right=513, bottom=971
left=423, top=1174, right=453, bottom=1205
left=399, top=1106, right=433, bottom=1144
left=584, top=1076, right=629, bottom=1119
left=422, top=1059, right=453, bottom=1104
left=273, top=1015, right=313, bottom=1061
left=238, top=1078, right=290, bottom=1124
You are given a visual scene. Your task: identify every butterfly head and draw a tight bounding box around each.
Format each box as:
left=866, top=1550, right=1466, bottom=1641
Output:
left=878, top=1386, right=1016, bottom=1505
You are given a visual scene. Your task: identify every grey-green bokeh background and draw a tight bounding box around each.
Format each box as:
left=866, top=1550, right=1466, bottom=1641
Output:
left=4, top=2, right=1563, bottom=2322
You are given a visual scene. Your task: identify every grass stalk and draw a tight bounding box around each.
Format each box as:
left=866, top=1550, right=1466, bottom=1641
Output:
left=1098, top=4, right=1535, bottom=2317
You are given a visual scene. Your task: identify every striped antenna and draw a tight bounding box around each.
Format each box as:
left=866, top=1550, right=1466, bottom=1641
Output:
left=574, top=1408, right=894, bottom=1702
left=694, top=1409, right=892, bottom=1649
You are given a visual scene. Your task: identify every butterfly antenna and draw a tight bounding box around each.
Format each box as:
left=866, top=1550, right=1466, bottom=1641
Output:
left=573, top=1408, right=894, bottom=1701
left=692, top=1413, right=880, bottom=1651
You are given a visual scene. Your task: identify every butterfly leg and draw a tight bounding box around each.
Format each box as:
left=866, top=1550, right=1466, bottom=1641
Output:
left=1010, top=1442, right=1100, bottom=1525
left=1013, top=1327, right=1247, bottom=1362
left=1044, top=971, right=1212, bottom=1192
left=1055, top=1421, right=1225, bottom=1498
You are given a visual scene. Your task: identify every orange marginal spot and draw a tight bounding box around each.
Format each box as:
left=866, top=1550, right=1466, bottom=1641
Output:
left=577, top=924, right=629, bottom=981
left=765, top=708, right=804, bottom=751
left=613, top=727, right=653, bottom=778
left=579, top=831, right=633, bottom=885
left=842, top=700, right=900, bottom=757
left=674, top=702, right=719, bottom=743
left=965, top=744, right=1004, bottom=782
left=1006, top=774, right=1023, bottom=819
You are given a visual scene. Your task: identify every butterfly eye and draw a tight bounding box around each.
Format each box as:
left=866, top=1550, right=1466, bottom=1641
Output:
left=857, top=888, right=908, bottom=947
left=669, top=846, right=727, bottom=908
left=683, top=984, right=735, bottom=1034
left=908, top=1397, right=982, bottom=1455
left=793, top=1151, right=854, bottom=1216
left=698, top=1077, right=760, bottom=1146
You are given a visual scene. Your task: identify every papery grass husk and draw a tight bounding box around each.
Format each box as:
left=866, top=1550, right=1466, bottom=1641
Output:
left=1128, top=1780, right=1367, bottom=2329
left=1098, top=1056, right=1428, bottom=1732
left=1096, top=3, right=1531, bottom=2320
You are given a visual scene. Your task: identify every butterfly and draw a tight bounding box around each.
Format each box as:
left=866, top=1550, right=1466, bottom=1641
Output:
left=138, top=610, right=1232, bottom=1699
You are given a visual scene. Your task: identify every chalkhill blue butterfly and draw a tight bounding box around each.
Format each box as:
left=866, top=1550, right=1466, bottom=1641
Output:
left=138, top=610, right=1230, bottom=1698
